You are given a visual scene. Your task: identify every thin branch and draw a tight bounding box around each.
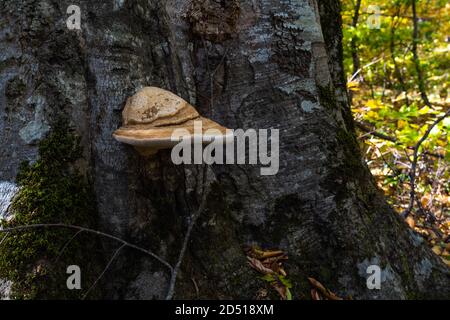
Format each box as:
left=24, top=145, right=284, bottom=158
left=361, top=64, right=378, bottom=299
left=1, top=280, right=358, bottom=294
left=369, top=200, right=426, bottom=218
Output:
left=210, top=48, right=229, bottom=111
left=348, top=58, right=383, bottom=83
left=403, top=109, right=450, bottom=218
left=0, top=232, right=9, bottom=247
left=0, top=223, right=173, bottom=273
left=82, top=244, right=127, bottom=300
left=355, top=120, right=445, bottom=159
left=191, top=277, right=200, bottom=299
left=165, top=166, right=210, bottom=300
left=55, top=229, right=84, bottom=263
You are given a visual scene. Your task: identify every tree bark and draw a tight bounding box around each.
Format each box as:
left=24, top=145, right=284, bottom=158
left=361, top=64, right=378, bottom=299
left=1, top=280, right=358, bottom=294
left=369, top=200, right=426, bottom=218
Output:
left=0, top=0, right=449, bottom=299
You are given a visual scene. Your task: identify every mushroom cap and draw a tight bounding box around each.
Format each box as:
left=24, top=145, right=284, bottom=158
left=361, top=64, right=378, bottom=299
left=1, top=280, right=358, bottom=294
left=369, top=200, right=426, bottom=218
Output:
left=113, top=87, right=232, bottom=154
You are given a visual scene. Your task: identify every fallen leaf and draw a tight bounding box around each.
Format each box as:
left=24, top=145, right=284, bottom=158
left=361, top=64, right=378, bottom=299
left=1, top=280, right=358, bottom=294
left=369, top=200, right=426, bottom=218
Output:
left=247, top=256, right=274, bottom=275
left=246, top=246, right=284, bottom=259
left=272, top=282, right=288, bottom=300
left=432, top=245, right=443, bottom=255
left=255, top=288, right=268, bottom=300
left=261, top=254, right=288, bottom=265
left=311, top=289, right=322, bottom=300
left=406, top=216, right=416, bottom=229
left=308, top=277, right=343, bottom=301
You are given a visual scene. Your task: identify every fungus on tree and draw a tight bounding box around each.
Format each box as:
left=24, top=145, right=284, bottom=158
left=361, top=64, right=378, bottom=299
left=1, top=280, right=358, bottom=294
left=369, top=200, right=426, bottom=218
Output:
left=113, top=87, right=231, bottom=156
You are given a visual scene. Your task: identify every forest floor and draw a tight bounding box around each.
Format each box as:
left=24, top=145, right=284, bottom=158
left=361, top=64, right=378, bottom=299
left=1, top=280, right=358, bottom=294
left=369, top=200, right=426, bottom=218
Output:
left=342, top=0, right=450, bottom=267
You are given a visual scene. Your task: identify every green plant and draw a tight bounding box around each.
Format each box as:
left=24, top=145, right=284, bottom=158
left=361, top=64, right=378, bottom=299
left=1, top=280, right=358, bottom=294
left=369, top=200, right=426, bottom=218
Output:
left=0, top=119, right=102, bottom=299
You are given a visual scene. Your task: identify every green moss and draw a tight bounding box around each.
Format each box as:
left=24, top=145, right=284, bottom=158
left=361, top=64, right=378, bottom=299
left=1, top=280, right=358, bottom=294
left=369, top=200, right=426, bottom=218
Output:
left=0, top=119, right=102, bottom=299
left=318, top=84, right=355, bottom=132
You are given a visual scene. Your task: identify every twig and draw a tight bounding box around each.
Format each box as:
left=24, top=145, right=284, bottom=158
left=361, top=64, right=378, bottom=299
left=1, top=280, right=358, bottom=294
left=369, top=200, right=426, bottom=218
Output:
left=82, top=244, right=127, bottom=300
left=0, top=232, right=9, bottom=247
left=191, top=277, right=200, bottom=299
left=165, top=166, right=210, bottom=300
left=0, top=223, right=173, bottom=273
left=403, top=109, right=450, bottom=218
left=348, top=58, right=383, bottom=83
left=55, top=229, right=84, bottom=263
left=210, top=48, right=229, bottom=111
left=356, top=120, right=445, bottom=159
left=355, top=121, right=397, bottom=142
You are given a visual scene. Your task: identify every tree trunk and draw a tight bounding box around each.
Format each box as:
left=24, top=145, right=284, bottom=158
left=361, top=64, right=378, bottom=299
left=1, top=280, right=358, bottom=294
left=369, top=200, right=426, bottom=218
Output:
left=0, top=0, right=449, bottom=299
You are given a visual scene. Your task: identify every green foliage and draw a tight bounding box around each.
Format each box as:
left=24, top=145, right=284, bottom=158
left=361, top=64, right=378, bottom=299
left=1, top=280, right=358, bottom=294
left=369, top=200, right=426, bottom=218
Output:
left=261, top=274, right=293, bottom=300
left=342, top=0, right=450, bottom=265
left=0, top=119, right=102, bottom=299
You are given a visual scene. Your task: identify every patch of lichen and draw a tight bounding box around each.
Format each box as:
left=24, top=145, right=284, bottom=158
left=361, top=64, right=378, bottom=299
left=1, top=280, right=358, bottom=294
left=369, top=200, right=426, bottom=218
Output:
left=0, top=119, right=102, bottom=299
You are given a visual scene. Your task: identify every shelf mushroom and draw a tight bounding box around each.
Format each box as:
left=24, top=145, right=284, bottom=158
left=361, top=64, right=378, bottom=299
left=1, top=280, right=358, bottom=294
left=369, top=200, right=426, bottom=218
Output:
left=113, top=87, right=232, bottom=156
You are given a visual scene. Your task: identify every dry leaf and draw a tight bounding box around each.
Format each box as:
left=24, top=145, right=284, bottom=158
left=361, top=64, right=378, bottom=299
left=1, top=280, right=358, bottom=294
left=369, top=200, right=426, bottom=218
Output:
left=311, top=289, right=322, bottom=300
left=272, top=282, right=288, bottom=300
left=308, top=277, right=343, bottom=301
left=261, top=254, right=288, bottom=265
left=245, top=246, right=291, bottom=300
left=406, top=216, right=416, bottom=229
left=247, top=256, right=274, bottom=275
left=255, top=288, right=269, bottom=300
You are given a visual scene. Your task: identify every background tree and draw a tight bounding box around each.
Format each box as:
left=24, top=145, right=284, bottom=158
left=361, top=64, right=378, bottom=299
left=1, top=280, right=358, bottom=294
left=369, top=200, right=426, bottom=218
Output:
left=342, top=0, right=450, bottom=267
left=0, top=0, right=448, bottom=299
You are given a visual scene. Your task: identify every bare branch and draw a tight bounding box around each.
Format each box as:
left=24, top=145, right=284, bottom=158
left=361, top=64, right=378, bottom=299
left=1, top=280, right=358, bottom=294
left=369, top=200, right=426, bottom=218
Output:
left=356, top=120, right=445, bottom=159
left=411, top=0, right=432, bottom=109
left=403, top=109, right=450, bottom=218
left=356, top=121, right=397, bottom=142
left=82, top=243, right=127, bottom=300
left=0, top=223, right=173, bottom=273
left=165, top=166, right=210, bottom=300
left=0, top=232, right=9, bottom=247
left=55, top=229, right=84, bottom=263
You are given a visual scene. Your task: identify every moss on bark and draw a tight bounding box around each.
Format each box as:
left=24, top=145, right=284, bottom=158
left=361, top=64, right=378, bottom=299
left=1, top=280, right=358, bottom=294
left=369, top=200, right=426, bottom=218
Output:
left=0, top=119, right=103, bottom=299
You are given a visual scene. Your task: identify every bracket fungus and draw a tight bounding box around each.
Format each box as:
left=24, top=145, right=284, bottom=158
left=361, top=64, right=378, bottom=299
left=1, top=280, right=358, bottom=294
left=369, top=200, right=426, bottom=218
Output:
left=113, top=87, right=232, bottom=156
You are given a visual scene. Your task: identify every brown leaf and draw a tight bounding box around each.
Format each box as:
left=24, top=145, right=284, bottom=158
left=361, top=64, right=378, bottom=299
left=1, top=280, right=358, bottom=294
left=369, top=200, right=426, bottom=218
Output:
left=255, top=288, right=269, bottom=300
left=268, top=261, right=281, bottom=273
left=260, top=250, right=284, bottom=259
left=308, top=277, right=343, bottom=301
left=311, top=288, right=322, bottom=300
left=272, top=282, right=288, bottom=300
left=245, top=245, right=284, bottom=259
left=432, top=245, right=443, bottom=255
left=406, top=216, right=416, bottom=229
left=247, top=256, right=274, bottom=275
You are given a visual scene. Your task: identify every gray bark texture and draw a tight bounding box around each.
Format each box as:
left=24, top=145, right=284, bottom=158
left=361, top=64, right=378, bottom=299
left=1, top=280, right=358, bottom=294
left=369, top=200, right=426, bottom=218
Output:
left=0, top=0, right=449, bottom=299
